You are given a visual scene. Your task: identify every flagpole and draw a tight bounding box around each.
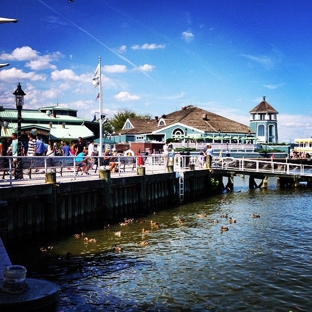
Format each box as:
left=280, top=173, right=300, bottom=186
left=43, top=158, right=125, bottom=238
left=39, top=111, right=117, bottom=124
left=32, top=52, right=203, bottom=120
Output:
left=98, top=56, right=103, bottom=163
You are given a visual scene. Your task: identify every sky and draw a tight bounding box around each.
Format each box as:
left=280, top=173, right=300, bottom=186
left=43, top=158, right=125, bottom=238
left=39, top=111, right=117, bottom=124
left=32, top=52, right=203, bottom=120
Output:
left=1, top=0, right=312, bottom=142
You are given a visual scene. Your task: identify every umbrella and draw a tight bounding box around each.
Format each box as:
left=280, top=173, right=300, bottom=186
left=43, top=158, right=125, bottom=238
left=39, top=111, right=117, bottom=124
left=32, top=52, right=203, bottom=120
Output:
left=213, top=136, right=222, bottom=140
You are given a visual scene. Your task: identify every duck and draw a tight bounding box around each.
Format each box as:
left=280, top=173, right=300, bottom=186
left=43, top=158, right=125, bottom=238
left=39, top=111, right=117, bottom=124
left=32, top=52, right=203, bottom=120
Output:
left=198, top=213, right=207, bottom=218
left=113, top=230, right=122, bottom=237
left=138, top=240, right=149, bottom=246
left=113, top=244, right=123, bottom=252
left=88, top=238, right=97, bottom=243
left=252, top=214, right=261, bottom=218
left=229, top=217, right=236, bottom=223
left=213, top=219, right=219, bottom=223
left=142, top=228, right=150, bottom=234
left=178, top=218, right=186, bottom=224
left=220, top=226, right=229, bottom=231
left=40, top=246, right=53, bottom=252
left=220, top=213, right=228, bottom=218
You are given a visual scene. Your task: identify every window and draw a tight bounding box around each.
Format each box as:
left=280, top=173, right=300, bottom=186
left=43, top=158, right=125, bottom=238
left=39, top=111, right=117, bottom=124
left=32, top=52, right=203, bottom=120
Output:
left=258, top=125, right=264, bottom=136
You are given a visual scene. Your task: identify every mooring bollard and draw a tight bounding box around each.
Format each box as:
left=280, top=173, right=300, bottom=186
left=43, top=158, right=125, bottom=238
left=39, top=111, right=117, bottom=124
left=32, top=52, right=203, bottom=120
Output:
left=189, top=164, right=195, bottom=170
left=137, top=166, right=145, bottom=175
left=167, top=165, right=174, bottom=172
left=45, top=169, right=56, bottom=184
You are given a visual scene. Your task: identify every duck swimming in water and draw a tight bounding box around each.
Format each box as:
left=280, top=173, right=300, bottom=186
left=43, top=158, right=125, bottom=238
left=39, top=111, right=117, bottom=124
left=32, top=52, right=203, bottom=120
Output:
left=220, top=226, right=229, bottom=232
left=229, top=217, right=236, bottom=223
left=252, top=214, right=261, bottom=218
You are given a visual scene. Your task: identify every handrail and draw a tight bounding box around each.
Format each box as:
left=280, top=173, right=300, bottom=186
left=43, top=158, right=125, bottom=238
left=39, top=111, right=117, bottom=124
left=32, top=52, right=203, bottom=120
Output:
left=1, top=154, right=312, bottom=187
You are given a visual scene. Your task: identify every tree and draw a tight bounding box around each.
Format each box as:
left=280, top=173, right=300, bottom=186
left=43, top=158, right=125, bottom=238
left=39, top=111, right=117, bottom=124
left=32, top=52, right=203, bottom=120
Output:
left=110, top=109, right=152, bottom=132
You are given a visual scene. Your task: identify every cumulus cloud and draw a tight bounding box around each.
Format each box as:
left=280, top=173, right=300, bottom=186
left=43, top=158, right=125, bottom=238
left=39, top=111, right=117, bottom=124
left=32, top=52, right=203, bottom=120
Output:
left=0, top=68, right=46, bottom=82
left=51, top=69, right=89, bottom=82
left=135, top=64, right=154, bottom=72
left=117, top=45, right=127, bottom=53
left=114, top=91, right=141, bottom=101
left=181, top=30, right=194, bottom=43
left=103, top=65, right=127, bottom=73
left=131, top=43, right=166, bottom=50
left=0, top=46, right=62, bottom=70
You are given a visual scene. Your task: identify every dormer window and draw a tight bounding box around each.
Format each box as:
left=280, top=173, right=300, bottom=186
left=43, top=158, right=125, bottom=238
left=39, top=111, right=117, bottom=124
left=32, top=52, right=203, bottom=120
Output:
left=123, top=120, right=134, bottom=130
left=158, top=118, right=166, bottom=126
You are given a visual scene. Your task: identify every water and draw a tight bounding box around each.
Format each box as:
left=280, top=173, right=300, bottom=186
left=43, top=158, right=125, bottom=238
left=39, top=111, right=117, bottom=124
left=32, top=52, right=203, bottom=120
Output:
left=8, top=177, right=312, bottom=311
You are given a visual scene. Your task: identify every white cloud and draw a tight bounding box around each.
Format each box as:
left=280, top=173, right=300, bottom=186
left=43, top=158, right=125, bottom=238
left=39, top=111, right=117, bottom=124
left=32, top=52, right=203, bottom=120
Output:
left=117, top=45, right=127, bottom=53
left=114, top=91, right=141, bottom=101
left=103, top=65, right=127, bottom=73
left=0, top=46, right=62, bottom=70
left=181, top=30, right=194, bottom=43
left=135, top=64, right=154, bottom=72
left=263, top=83, right=284, bottom=90
left=131, top=43, right=166, bottom=50
left=0, top=67, right=46, bottom=81
left=51, top=69, right=89, bottom=82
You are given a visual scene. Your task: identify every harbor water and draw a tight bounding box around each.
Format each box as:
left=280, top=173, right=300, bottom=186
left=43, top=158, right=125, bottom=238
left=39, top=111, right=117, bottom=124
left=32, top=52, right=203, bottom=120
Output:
left=7, top=176, right=312, bottom=311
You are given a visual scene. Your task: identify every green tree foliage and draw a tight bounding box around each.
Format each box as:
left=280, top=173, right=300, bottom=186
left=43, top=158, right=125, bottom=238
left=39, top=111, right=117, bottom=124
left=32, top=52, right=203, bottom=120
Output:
left=110, top=109, right=152, bottom=132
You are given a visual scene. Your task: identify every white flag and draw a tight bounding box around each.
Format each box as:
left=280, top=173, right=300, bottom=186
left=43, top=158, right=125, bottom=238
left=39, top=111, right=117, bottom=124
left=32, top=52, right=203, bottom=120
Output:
left=92, top=63, right=100, bottom=87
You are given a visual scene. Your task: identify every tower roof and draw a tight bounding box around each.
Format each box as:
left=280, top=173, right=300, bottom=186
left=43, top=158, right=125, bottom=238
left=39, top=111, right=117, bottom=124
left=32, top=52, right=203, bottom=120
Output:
left=249, top=96, right=278, bottom=114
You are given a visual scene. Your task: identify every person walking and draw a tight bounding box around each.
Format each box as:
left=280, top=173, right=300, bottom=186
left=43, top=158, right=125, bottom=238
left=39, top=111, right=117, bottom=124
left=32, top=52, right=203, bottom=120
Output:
left=27, top=133, right=37, bottom=157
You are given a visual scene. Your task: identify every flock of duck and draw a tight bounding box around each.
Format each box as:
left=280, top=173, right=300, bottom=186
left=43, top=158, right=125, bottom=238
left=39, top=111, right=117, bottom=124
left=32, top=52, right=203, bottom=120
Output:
left=40, top=210, right=261, bottom=256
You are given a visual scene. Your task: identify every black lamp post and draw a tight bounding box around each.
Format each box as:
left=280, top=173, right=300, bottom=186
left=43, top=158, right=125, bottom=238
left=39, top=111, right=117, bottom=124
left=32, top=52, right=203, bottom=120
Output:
left=13, top=83, right=25, bottom=179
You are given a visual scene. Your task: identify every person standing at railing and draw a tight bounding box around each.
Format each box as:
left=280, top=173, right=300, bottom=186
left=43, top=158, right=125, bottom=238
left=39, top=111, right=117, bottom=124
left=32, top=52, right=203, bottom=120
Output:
left=203, top=144, right=213, bottom=169
left=163, top=142, right=170, bottom=168
left=137, top=149, right=143, bottom=167
left=87, top=140, right=96, bottom=170
left=35, top=136, right=45, bottom=156
left=9, top=133, right=18, bottom=173
left=27, top=133, right=37, bottom=157
left=46, top=140, right=55, bottom=166
left=62, top=141, right=70, bottom=156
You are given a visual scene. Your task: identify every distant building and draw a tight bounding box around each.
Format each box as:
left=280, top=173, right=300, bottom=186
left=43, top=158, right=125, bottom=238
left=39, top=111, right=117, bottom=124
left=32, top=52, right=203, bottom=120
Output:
left=0, top=105, right=98, bottom=143
left=112, top=105, right=255, bottom=145
left=249, top=97, right=279, bottom=143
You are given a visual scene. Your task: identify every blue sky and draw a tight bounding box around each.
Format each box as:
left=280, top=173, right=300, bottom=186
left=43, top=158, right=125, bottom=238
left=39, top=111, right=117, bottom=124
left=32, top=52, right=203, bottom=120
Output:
left=1, top=0, right=312, bottom=142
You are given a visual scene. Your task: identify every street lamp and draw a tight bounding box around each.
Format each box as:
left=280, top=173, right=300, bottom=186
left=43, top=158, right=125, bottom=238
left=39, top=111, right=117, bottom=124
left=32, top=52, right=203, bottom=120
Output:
left=13, top=83, right=25, bottom=179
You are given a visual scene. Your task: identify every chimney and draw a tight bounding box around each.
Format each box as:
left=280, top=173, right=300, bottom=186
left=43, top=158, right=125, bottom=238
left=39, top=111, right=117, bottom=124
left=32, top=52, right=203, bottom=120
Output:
left=62, top=123, right=66, bottom=128
left=155, top=116, right=158, bottom=121
left=49, top=122, right=52, bottom=128
left=202, top=113, right=208, bottom=120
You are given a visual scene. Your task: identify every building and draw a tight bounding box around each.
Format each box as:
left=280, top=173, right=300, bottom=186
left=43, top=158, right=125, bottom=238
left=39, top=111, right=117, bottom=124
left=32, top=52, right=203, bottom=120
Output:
left=112, top=105, right=255, bottom=146
left=249, top=96, right=279, bottom=143
left=0, top=105, right=98, bottom=144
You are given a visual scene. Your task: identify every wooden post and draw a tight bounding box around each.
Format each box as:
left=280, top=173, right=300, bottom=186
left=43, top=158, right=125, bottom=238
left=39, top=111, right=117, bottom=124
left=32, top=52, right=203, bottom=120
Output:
left=261, top=176, right=268, bottom=189
left=99, top=168, right=110, bottom=180
left=137, top=166, right=146, bottom=175
left=45, top=170, right=56, bottom=184
left=167, top=165, right=174, bottom=172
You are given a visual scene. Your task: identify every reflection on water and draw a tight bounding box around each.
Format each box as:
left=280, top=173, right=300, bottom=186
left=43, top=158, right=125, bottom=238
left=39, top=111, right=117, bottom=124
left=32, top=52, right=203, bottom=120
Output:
left=8, top=177, right=312, bottom=311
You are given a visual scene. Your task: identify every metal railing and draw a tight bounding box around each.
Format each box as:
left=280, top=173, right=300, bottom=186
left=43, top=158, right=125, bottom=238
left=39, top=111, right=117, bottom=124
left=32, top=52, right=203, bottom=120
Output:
left=1, top=154, right=312, bottom=187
